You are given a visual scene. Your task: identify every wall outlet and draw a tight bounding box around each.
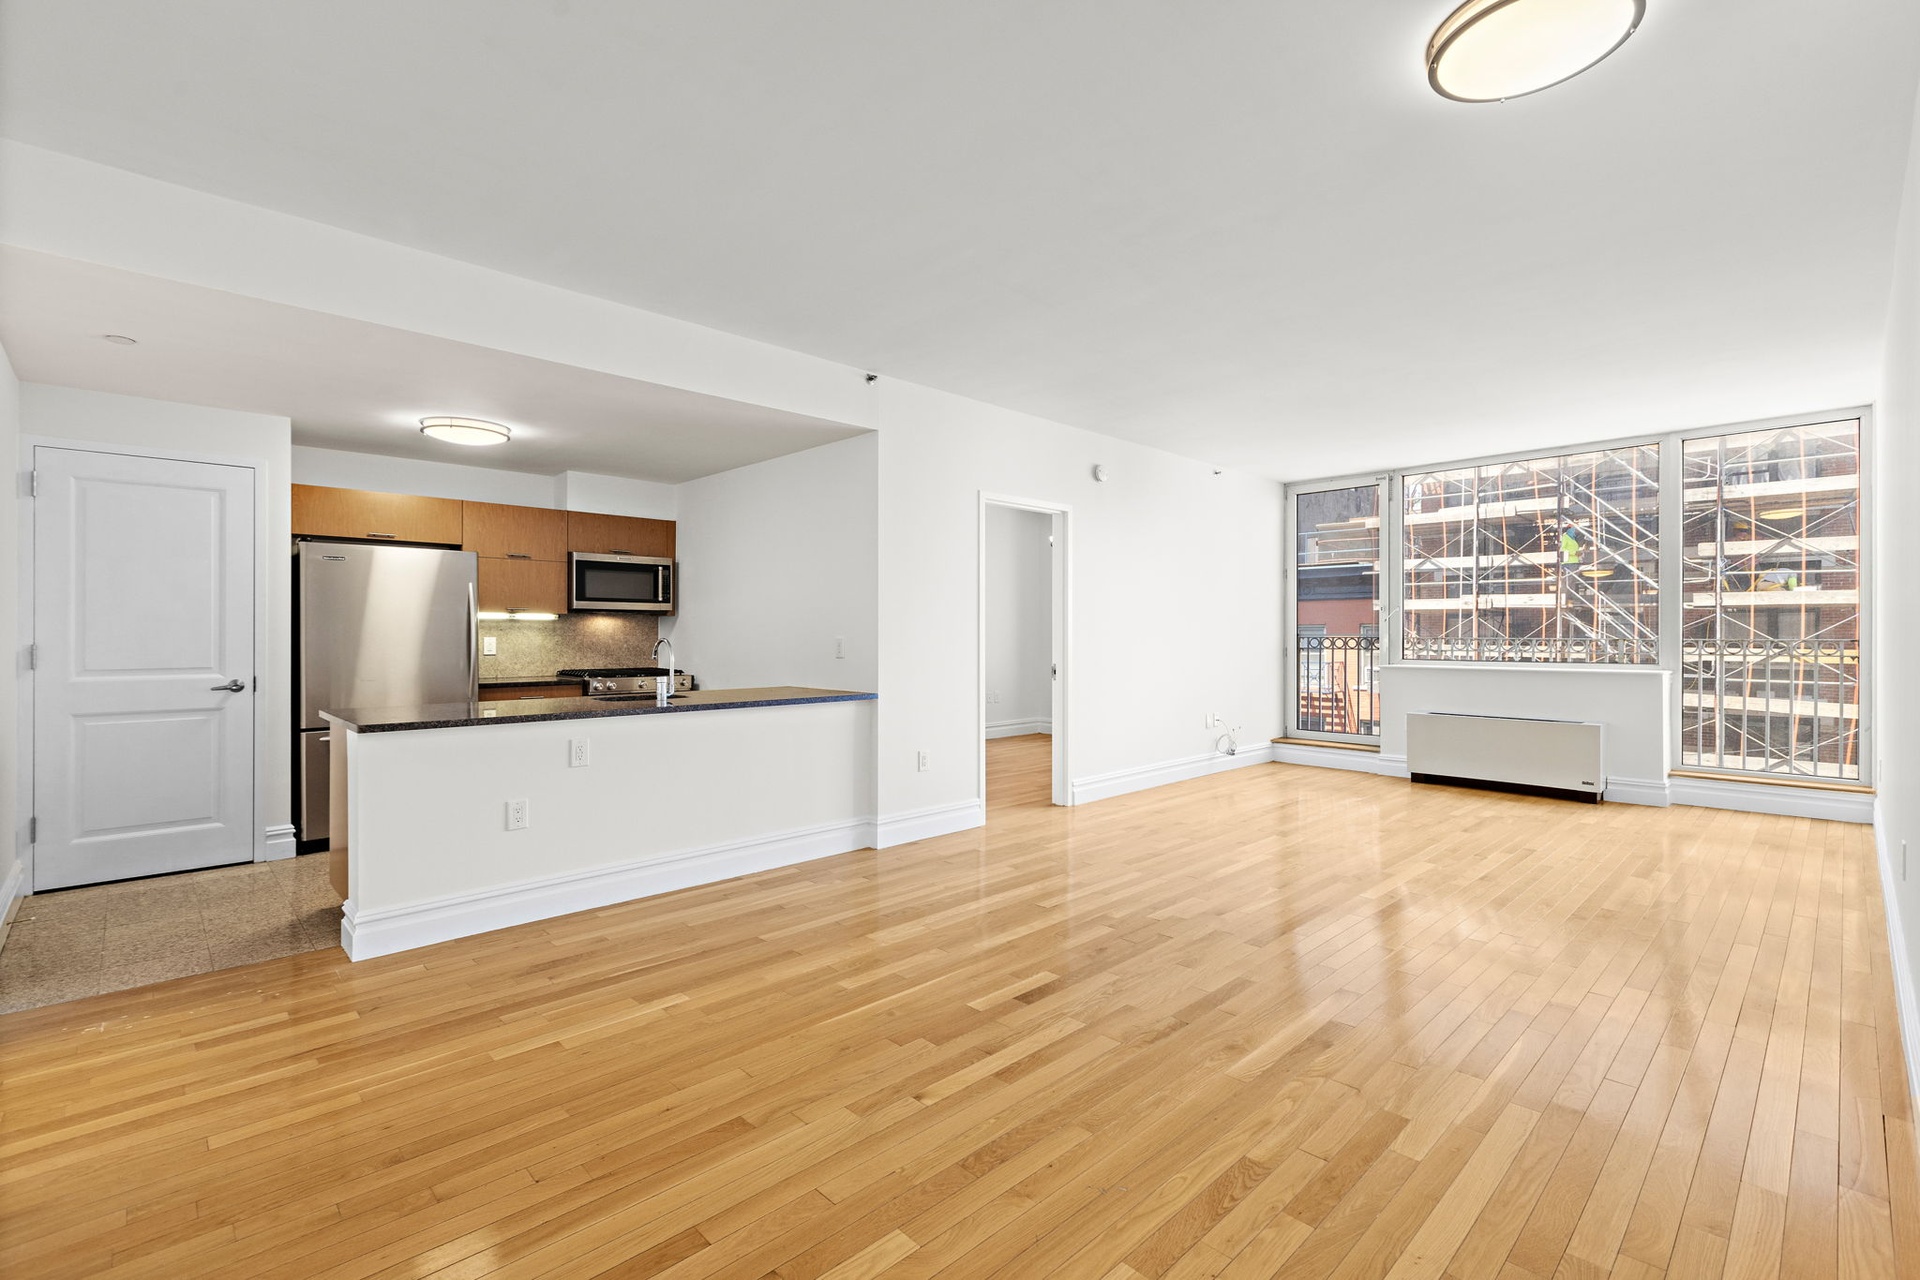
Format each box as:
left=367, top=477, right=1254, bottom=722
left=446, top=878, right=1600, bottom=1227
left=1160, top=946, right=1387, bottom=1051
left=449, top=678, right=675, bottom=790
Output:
left=505, top=798, right=529, bottom=831
left=917, top=751, right=929, bottom=772
left=835, top=636, right=846, bottom=659
left=482, top=635, right=497, bottom=656
left=570, top=738, right=590, bottom=768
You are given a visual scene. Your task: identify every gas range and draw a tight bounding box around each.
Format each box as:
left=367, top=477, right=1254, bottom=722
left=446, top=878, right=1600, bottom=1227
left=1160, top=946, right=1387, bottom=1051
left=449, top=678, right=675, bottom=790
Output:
left=555, top=666, right=695, bottom=696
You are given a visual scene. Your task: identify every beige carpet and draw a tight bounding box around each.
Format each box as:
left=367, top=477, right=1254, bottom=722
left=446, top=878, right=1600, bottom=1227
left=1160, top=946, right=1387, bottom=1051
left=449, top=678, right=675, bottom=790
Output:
left=0, top=854, right=341, bottom=1014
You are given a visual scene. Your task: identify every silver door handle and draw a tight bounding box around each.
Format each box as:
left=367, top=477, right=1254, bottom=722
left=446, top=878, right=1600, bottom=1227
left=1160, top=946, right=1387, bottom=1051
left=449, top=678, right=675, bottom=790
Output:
left=211, top=678, right=247, bottom=692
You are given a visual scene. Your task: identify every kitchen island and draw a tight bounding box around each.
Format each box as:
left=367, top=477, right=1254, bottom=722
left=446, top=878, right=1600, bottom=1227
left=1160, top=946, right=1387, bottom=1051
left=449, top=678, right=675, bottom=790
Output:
left=322, top=687, right=877, bottom=959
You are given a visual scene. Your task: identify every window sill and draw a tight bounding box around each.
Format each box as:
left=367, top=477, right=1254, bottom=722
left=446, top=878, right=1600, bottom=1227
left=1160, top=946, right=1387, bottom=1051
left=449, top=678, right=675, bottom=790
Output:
left=1668, top=768, right=1872, bottom=795
left=1272, top=738, right=1381, bottom=754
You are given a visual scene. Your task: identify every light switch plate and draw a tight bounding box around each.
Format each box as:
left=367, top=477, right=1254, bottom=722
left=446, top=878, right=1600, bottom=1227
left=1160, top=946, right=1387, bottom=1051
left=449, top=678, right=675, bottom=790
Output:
left=482, top=636, right=497, bottom=656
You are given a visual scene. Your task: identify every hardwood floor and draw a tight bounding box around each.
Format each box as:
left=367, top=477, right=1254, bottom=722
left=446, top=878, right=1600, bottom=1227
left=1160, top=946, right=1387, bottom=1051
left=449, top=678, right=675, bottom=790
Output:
left=0, top=738, right=1914, bottom=1278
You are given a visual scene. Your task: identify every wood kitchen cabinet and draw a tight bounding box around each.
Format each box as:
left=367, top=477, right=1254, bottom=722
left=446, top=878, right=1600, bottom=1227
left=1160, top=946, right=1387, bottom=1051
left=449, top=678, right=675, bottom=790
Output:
left=567, top=511, right=675, bottom=558
left=292, top=484, right=464, bottom=545
left=461, top=501, right=569, bottom=562
left=477, top=557, right=569, bottom=614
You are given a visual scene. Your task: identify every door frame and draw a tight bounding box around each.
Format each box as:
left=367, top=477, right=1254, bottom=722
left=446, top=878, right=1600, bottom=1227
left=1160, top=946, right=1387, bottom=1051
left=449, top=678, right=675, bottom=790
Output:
left=977, top=493, right=1073, bottom=807
left=16, top=437, right=271, bottom=893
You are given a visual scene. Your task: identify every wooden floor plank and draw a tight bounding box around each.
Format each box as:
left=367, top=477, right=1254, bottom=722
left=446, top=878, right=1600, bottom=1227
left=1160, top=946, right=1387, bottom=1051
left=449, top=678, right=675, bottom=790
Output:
left=0, top=736, right=1908, bottom=1280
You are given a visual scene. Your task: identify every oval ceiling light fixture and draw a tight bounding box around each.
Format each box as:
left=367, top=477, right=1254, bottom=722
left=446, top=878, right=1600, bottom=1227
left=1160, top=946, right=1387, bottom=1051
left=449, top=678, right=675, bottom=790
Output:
left=1428, top=0, right=1643, bottom=103
left=102, top=334, right=138, bottom=345
left=419, top=416, right=512, bottom=446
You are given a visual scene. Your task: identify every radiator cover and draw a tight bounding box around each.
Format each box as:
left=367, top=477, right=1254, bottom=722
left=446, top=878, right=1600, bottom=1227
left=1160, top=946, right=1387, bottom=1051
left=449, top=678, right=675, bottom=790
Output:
left=1406, top=711, right=1605, bottom=803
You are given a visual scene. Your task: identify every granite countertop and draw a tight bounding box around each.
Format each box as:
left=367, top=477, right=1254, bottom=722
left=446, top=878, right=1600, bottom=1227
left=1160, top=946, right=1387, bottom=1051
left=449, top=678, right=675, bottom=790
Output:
left=321, top=687, right=876, bottom=733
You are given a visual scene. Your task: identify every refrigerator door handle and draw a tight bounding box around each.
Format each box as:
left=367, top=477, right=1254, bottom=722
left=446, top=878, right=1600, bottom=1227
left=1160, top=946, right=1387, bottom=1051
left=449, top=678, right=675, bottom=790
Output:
left=468, top=580, right=479, bottom=703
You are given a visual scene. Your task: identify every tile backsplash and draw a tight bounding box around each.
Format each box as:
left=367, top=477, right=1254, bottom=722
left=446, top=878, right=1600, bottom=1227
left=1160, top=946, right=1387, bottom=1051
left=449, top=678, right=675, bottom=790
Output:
left=478, top=613, right=660, bottom=679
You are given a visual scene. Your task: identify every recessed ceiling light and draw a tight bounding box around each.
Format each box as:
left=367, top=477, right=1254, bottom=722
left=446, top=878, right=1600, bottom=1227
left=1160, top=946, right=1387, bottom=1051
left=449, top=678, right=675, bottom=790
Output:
left=102, top=334, right=138, bottom=345
left=419, top=416, right=512, bottom=446
left=1428, top=0, right=1643, bottom=103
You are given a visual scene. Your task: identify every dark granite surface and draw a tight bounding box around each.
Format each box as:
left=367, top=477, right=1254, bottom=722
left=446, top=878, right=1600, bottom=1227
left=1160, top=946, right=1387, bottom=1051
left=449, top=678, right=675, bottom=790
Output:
left=321, top=687, right=876, bottom=733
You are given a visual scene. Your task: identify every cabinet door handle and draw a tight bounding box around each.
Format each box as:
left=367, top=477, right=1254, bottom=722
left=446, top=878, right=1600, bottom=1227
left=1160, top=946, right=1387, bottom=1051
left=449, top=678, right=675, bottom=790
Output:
left=367, top=532, right=397, bottom=540
left=608, top=548, right=632, bottom=555
left=506, top=553, right=531, bottom=559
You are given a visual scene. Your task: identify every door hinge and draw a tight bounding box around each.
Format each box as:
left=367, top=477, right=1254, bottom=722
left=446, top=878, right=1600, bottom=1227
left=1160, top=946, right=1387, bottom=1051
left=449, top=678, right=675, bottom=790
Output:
left=26, top=643, right=36, bottom=671
left=27, top=469, right=39, bottom=498
left=27, top=816, right=35, bottom=844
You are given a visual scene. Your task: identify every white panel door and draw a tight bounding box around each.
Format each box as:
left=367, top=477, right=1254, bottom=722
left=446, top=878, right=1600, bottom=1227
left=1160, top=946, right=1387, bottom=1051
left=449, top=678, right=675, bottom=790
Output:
left=34, top=447, right=257, bottom=889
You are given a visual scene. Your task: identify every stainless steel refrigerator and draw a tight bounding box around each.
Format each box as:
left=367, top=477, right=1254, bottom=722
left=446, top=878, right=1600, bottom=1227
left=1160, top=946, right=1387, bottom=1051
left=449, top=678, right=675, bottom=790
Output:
left=295, top=541, right=478, bottom=846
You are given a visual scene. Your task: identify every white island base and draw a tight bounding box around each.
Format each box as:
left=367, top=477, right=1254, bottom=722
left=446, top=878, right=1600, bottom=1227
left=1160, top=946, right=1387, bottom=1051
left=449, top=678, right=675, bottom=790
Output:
left=328, top=693, right=876, bottom=960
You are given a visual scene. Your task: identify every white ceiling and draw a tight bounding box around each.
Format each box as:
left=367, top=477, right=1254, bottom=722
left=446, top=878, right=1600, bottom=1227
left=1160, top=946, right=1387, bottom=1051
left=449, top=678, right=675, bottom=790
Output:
left=0, top=248, right=865, bottom=481
left=2, top=1, right=1917, bottom=475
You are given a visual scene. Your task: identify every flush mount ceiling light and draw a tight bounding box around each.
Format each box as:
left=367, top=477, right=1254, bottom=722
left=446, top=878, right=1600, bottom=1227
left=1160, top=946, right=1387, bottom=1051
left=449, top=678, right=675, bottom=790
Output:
left=419, top=416, right=511, bottom=446
left=1428, top=0, right=1643, bottom=102
left=102, top=334, right=138, bottom=345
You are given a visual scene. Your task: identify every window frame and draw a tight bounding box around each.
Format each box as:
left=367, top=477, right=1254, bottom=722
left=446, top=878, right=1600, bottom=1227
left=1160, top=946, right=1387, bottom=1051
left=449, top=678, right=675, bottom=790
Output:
left=1282, top=474, right=1393, bottom=744
left=1281, top=408, right=1872, bottom=784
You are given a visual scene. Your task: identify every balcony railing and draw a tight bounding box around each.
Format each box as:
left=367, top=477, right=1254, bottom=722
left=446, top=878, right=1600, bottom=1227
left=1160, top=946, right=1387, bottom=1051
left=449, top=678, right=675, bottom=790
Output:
left=1680, top=639, right=1861, bottom=779
left=1401, top=636, right=1660, bottom=664
left=1297, top=635, right=1380, bottom=737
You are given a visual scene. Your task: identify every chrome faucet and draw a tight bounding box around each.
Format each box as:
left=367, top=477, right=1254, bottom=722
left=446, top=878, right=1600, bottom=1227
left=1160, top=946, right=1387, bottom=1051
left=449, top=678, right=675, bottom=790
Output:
left=652, top=636, right=676, bottom=706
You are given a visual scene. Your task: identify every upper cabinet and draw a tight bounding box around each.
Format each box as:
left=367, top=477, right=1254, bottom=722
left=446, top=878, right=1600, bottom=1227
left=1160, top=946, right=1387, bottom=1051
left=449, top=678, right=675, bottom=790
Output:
left=292, top=485, right=464, bottom=545
left=567, top=512, right=675, bottom=558
left=461, top=501, right=568, bottom=562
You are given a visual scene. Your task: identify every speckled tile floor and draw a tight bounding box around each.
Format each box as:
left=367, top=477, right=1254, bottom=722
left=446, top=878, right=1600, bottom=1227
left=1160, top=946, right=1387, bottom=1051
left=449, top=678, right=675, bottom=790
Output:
left=0, top=854, right=341, bottom=1014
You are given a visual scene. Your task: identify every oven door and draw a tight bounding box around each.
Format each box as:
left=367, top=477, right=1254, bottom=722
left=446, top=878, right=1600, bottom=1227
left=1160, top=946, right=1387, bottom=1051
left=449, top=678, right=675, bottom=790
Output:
left=570, top=553, right=674, bottom=613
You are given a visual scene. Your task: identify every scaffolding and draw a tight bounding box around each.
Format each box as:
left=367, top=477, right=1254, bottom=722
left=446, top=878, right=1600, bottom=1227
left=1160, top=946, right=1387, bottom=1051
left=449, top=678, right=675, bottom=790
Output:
left=1680, top=420, right=1862, bottom=779
left=1401, top=445, right=1662, bottom=664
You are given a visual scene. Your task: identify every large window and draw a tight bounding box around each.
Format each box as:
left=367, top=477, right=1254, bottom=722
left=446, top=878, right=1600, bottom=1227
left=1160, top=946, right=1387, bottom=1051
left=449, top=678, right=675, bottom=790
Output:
left=1294, top=484, right=1381, bottom=738
left=1401, top=445, right=1661, bottom=663
left=1287, top=414, right=1871, bottom=783
left=1680, top=421, right=1863, bottom=779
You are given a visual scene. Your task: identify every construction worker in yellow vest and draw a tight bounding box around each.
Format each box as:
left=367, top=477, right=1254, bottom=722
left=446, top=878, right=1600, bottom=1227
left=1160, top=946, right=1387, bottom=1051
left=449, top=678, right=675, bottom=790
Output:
left=1560, top=525, right=1584, bottom=568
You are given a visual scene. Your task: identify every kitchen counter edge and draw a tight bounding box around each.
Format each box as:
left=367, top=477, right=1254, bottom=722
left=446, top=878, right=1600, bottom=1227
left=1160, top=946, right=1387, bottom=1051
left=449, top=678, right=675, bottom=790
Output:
left=321, top=687, right=876, bottom=733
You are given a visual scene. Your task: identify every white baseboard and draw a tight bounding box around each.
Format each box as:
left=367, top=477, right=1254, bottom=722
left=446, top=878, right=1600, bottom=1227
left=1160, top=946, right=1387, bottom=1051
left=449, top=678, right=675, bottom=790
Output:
left=1272, top=743, right=1401, bottom=777
left=259, top=823, right=298, bottom=862
left=1605, top=777, right=1672, bottom=808
left=986, top=718, right=1052, bottom=740
left=1669, top=775, right=1874, bottom=824
left=0, top=856, right=25, bottom=957
left=1071, top=743, right=1275, bottom=806
left=873, top=799, right=986, bottom=848
left=342, top=816, right=877, bottom=961
left=1874, top=801, right=1920, bottom=1114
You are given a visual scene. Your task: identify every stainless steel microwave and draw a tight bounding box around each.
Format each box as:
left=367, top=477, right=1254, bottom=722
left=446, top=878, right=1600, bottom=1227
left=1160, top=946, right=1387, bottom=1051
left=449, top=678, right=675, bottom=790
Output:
left=569, top=552, right=675, bottom=613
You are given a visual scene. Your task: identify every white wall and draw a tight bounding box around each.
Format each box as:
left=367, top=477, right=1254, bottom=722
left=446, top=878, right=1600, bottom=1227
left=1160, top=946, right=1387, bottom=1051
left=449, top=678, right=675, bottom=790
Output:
left=292, top=444, right=677, bottom=516
left=0, top=342, right=21, bottom=916
left=557, top=470, right=676, bottom=519
left=876, top=381, right=1282, bottom=827
left=292, top=445, right=559, bottom=507
left=20, top=383, right=295, bottom=856
left=984, top=505, right=1052, bottom=735
left=664, top=434, right=878, bottom=692
left=1874, top=80, right=1920, bottom=1098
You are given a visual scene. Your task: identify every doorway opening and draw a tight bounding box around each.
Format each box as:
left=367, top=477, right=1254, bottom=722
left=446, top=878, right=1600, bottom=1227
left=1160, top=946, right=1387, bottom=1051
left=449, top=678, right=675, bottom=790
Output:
left=979, top=496, right=1069, bottom=810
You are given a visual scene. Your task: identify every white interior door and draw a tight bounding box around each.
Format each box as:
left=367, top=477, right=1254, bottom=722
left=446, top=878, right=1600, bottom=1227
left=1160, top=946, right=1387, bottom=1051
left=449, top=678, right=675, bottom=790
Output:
left=33, top=446, right=257, bottom=889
